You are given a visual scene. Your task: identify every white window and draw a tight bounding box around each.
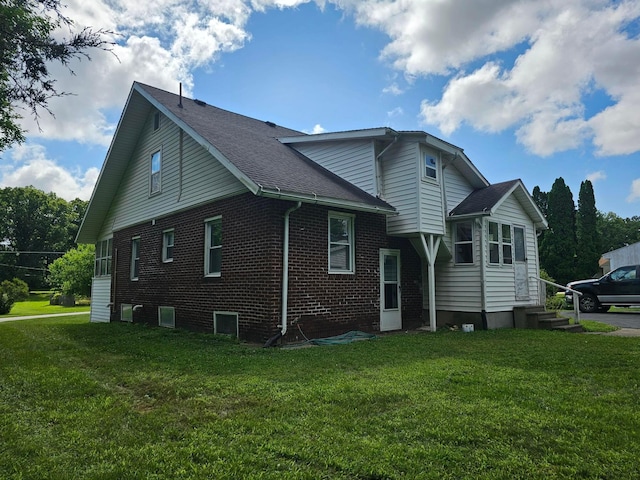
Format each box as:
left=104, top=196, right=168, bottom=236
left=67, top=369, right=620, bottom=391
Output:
left=150, top=150, right=162, bottom=194
left=94, top=238, right=112, bottom=276
left=454, top=222, right=474, bottom=264
left=162, top=229, right=174, bottom=263
left=424, top=153, right=437, bottom=180
left=130, top=236, right=140, bottom=280
left=158, top=306, right=175, bottom=328
left=328, top=212, right=355, bottom=273
left=214, top=311, right=238, bottom=336
left=204, top=217, right=222, bottom=277
left=488, top=221, right=512, bottom=265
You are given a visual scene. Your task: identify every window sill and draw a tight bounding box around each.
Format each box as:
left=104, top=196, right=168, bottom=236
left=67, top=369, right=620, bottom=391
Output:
left=328, top=270, right=355, bottom=275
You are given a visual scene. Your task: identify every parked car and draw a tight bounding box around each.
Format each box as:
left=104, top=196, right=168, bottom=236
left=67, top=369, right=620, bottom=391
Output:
left=566, top=265, right=640, bottom=313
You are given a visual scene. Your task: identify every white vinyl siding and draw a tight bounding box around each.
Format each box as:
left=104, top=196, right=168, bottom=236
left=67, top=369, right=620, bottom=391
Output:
left=484, top=196, right=540, bottom=311
left=292, top=140, right=376, bottom=196
left=102, top=114, right=246, bottom=233
left=418, top=147, right=445, bottom=235
left=90, top=277, right=111, bottom=323
left=383, top=142, right=421, bottom=235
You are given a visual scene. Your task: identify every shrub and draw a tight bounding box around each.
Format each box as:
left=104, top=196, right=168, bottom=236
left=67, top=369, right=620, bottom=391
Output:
left=545, top=293, right=567, bottom=311
left=0, top=278, right=29, bottom=314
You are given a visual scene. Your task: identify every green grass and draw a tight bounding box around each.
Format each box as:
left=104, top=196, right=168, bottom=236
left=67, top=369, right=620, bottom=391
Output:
left=1, top=317, right=640, bottom=479
left=1, top=291, right=90, bottom=317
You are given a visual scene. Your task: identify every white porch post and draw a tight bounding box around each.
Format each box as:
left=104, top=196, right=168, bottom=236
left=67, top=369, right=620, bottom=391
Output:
left=420, top=234, right=441, bottom=332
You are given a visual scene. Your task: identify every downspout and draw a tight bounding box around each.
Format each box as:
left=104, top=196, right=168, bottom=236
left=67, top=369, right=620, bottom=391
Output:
left=375, top=135, right=399, bottom=199
left=280, top=201, right=302, bottom=336
left=477, top=218, right=488, bottom=329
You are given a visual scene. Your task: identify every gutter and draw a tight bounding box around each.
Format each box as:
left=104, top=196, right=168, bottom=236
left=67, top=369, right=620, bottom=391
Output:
left=281, top=201, right=302, bottom=336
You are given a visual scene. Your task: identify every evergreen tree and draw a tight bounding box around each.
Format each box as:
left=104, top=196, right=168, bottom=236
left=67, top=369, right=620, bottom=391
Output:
left=540, top=178, right=576, bottom=286
left=576, top=180, right=600, bottom=278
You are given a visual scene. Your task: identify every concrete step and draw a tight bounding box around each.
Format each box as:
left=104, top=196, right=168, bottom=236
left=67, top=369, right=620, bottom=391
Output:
left=550, top=323, right=584, bottom=333
left=538, top=317, right=570, bottom=329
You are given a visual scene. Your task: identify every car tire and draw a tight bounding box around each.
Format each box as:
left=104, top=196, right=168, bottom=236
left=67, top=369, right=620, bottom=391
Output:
left=579, top=293, right=598, bottom=313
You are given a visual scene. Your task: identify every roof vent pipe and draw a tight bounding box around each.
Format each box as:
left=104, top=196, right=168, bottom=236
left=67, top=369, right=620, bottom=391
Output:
left=178, top=83, right=183, bottom=108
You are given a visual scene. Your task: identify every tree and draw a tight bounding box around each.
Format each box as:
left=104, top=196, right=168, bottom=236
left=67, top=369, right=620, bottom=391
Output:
left=0, top=0, right=113, bottom=151
left=598, top=212, right=640, bottom=253
left=47, top=244, right=94, bottom=297
left=576, top=180, right=600, bottom=278
left=539, top=178, right=576, bottom=286
left=0, top=278, right=29, bottom=314
left=0, top=186, right=88, bottom=288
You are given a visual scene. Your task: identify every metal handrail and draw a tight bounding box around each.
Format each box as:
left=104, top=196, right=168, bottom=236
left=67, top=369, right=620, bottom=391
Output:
left=529, top=276, right=582, bottom=324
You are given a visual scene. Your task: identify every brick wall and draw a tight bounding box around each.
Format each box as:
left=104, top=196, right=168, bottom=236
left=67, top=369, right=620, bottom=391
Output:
left=111, top=193, right=423, bottom=343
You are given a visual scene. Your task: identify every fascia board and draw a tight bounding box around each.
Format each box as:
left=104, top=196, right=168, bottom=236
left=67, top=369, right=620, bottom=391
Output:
left=491, top=181, right=549, bottom=229
left=423, top=134, right=490, bottom=188
left=279, top=128, right=395, bottom=144
left=133, top=84, right=260, bottom=195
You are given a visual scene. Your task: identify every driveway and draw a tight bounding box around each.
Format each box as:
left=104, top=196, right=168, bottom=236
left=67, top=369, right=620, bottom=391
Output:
left=559, top=308, right=640, bottom=335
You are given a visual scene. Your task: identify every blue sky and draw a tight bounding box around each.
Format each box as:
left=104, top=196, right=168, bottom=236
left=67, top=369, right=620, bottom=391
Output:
left=2, top=0, right=639, bottom=218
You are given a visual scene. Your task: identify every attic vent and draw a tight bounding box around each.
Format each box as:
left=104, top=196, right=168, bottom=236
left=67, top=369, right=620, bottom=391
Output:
left=194, top=99, right=206, bottom=107
left=265, top=121, right=276, bottom=128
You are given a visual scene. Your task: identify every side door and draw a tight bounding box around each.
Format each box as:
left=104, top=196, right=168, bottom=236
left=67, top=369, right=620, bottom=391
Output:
left=380, top=249, right=402, bottom=331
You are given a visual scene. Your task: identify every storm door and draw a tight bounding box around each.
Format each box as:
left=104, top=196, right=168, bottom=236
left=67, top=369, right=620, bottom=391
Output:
left=380, top=249, right=402, bottom=331
left=513, top=226, right=529, bottom=301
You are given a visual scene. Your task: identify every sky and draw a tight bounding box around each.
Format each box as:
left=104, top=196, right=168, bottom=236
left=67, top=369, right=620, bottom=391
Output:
left=1, top=0, right=640, bottom=218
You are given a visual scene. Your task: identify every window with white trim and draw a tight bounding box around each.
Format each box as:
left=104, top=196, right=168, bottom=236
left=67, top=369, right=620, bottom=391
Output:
left=130, top=236, right=140, bottom=280
left=204, top=217, right=222, bottom=277
left=328, top=212, right=354, bottom=273
left=488, top=221, right=512, bottom=265
left=162, top=229, right=174, bottom=263
left=150, top=150, right=162, bottom=194
left=454, top=221, right=474, bottom=264
left=158, top=306, right=175, bottom=328
left=424, top=153, right=437, bottom=180
left=94, top=238, right=112, bottom=276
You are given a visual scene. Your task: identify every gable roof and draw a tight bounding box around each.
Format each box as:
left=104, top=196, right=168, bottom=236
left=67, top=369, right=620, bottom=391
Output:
left=449, top=179, right=548, bottom=229
left=77, top=83, right=395, bottom=243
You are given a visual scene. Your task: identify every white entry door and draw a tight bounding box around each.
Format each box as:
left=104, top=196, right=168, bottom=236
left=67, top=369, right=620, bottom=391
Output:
left=380, top=249, right=402, bottom=331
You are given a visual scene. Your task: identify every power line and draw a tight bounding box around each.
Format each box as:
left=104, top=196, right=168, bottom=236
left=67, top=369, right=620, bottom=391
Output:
left=0, top=263, right=49, bottom=272
left=0, top=251, right=66, bottom=254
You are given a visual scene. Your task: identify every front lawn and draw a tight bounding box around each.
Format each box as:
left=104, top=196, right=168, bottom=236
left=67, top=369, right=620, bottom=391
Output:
left=1, top=317, right=639, bottom=479
left=1, top=291, right=90, bottom=317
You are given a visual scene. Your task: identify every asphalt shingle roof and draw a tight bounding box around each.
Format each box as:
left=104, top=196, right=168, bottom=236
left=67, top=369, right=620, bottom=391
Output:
left=449, top=180, right=520, bottom=216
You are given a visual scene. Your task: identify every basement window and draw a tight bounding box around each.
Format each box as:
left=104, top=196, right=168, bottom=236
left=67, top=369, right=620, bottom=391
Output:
left=158, top=306, right=175, bottom=328
left=121, top=304, right=133, bottom=323
left=214, top=311, right=238, bottom=337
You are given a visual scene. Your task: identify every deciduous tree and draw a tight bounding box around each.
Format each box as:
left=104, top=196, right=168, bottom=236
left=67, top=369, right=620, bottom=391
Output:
left=0, top=0, right=113, bottom=150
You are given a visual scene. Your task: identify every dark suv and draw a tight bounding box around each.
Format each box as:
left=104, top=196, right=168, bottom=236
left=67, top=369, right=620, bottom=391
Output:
left=565, top=265, right=640, bottom=313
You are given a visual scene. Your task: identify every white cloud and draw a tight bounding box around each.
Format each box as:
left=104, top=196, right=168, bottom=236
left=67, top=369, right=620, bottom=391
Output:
left=387, top=107, right=403, bottom=118
left=586, top=171, right=607, bottom=183
left=17, top=0, right=311, bottom=146
left=1, top=144, right=99, bottom=201
left=344, top=0, right=640, bottom=157
left=382, top=83, right=403, bottom=95
left=627, top=179, right=640, bottom=203
left=306, top=124, right=327, bottom=134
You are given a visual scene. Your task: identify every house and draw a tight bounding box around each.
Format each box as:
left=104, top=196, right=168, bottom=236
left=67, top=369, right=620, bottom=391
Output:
left=600, top=241, right=640, bottom=274
left=76, top=82, right=548, bottom=343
